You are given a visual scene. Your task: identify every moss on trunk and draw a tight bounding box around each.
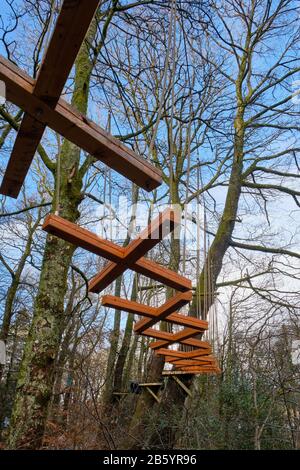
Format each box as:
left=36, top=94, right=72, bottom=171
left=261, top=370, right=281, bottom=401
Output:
left=6, top=20, right=98, bottom=449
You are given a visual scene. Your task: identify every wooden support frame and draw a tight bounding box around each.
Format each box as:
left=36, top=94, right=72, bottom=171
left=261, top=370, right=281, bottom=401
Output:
left=145, top=386, right=161, bottom=403
left=0, top=1, right=162, bottom=197
left=43, top=210, right=190, bottom=293
left=101, top=295, right=208, bottom=332
left=172, top=375, right=192, bottom=397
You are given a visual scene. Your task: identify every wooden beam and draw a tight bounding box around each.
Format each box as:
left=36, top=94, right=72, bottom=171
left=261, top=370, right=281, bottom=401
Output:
left=162, top=370, right=196, bottom=376
left=43, top=214, right=124, bottom=263
left=142, top=329, right=210, bottom=350
left=0, top=55, right=162, bottom=197
left=0, top=0, right=101, bottom=197
left=155, top=347, right=212, bottom=359
left=88, top=209, right=183, bottom=292
left=42, top=213, right=190, bottom=293
left=138, top=383, right=162, bottom=387
left=176, top=364, right=221, bottom=373
left=101, top=295, right=208, bottom=331
left=146, top=386, right=161, bottom=403
left=172, top=376, right=192, bottom=397
left=147, top=324, right=208, bottom=350
left=134, top=291, right=193, bottom=333
left=167, top=359, right=214, bottom=367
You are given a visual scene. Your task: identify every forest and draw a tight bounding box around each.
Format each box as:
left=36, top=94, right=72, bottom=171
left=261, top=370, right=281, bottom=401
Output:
left=0, top=0, right=299, bottom=452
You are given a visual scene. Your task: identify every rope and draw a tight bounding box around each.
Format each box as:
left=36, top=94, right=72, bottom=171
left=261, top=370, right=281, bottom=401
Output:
left=148, top=0, right=176, bottom=159
left=168, top=0, right=177, bottom=205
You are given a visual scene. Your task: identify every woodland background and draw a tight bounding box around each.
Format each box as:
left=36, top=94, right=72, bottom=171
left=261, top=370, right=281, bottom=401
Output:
left=0, top=0, right=299, bottom=450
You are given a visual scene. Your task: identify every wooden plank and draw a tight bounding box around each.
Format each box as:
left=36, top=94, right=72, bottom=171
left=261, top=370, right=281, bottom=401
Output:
left=43, top=213, right=189, bottom=294
left=142, top=329, right=210, bottom=350
left=0, top=55, right=162, bottom=197
left=43, top=214, right=125, bottom=263
left=155, top=347, right=211, bottom=359
left=89, top=209, right=181, bottom=292
left=35, top=0, right=100, bottom=104
left=138, top=383, right=162, bottom=387
left=172, top=376, right=192, bottom=397
left=147, top=325, right=208, bottom=350
left=176, top=367, right=221, bottom=374
left=176, top=364, right=220, bottom=372
left=101, top=295, right=208, bottom=331
left=167, top=359, right=214, bottom=367
left=134, top=291, right=193, bottom=333
left=90, top=258, right=191, bottom=294
left=0, top=0, right=100, bottom=197
left=146, top=386, right=161, bottom=403
left=162, top=370, right=197, bottom=376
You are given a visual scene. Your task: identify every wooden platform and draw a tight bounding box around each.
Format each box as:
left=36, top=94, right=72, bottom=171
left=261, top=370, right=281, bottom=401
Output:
left=162, top=369, right=218, bottom=376
left=0, top=0, right=162, bottom=197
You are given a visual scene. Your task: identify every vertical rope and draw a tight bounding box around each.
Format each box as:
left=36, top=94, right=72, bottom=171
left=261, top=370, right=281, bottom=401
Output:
left=54, top=145, right=61, bottom=215
left=168, top=0, right=177, bottom=205
left=148, top=0, right=176, bottom=159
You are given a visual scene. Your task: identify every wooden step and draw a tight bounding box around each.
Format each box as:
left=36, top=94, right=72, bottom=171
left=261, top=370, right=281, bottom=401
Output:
left=102, top=295, right=208, bottom=331
left=0, top=0, right=101, bottom=198
left=43, top=212, right=190, bottom=293
left=155, top=346, right=211, bottom=358
left=90, top=257, right=191, bottom=293
left=144, top=329, right=210, bottom=350
left=134, top=291, right=193, bottom=333
left=0, top=53, right=161, bottom=197
left=165, top=359, right=215, bottom=366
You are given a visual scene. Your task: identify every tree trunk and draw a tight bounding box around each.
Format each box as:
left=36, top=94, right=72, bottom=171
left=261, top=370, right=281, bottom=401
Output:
left=6, top=20, right=98, bottom=449
left=113, top=277, right=137, bottom=394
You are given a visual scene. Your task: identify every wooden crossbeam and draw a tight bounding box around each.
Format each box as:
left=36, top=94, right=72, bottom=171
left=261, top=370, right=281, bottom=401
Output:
left=142, top=329, right=210, bottom=350
left=138, top=383, right=162, bottom=387
left=101, top=295, right=208, bottom=331
left=155, top=347, right=211, bottom=359
left=176, top=365, right=221, bottom=374
left=0, top=0, right=101, bottom=197
left=88, top=209, right=184, bottom=293
left=43, top=211, right=189, bottom=293
left=134, top=291, right=193, bottom=334
left=90, top=256, right=191, bottom=293
left=43, top=214, right=124, bottom=262
left=0, top=56, right=161, bottom=197
left=162, top=370, right=198, bottom=376
left=147, top=325, right=205, bottom=350
left=166, top=359, right=214, bottom=367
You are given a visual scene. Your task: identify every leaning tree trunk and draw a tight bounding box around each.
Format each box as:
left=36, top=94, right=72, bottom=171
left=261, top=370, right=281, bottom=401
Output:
left=0, top=215, right=39, bottom=382
left=6, top=21, right=98, bottom=449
